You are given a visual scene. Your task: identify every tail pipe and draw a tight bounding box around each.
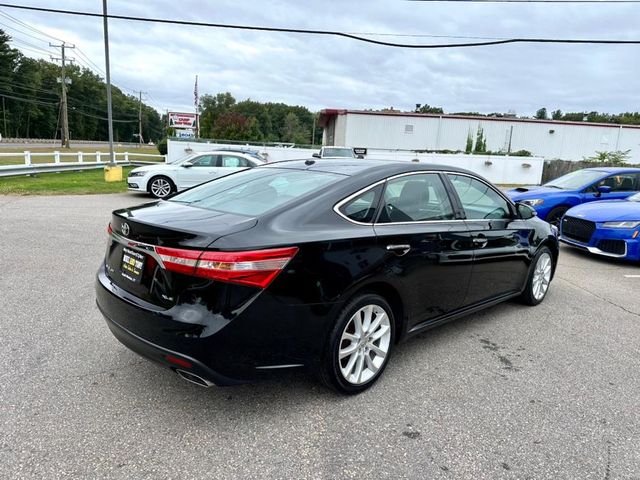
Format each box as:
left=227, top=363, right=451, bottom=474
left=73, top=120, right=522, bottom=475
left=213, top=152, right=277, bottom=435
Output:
left=175, top=369, right=215, bottom=388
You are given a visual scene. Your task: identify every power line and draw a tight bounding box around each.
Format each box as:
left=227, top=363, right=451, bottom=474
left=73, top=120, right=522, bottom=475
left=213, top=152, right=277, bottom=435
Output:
left=8, top=37, right=55, bottom=56
left=0, top=7, right=141, bottom=96
left=0, top=91, right=58, bottom=106
left=0, top=17, right=55, bottom=45
left=0, top=79, right=59, bottom=96
left=69, top=108, right=138, bottom=123
left=0, top=8, right=63, bottom=42
left=0, top=3, right=639, bottom=49
left=0, top=89, right=139, bottom=122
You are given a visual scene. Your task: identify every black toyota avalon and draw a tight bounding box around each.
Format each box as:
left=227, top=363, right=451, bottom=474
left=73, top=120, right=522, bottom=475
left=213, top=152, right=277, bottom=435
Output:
left=96, top=159, right=558, bottom=394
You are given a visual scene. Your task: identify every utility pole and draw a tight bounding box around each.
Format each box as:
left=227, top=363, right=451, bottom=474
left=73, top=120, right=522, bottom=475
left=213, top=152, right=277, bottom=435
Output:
left=50, top=42, right=75, bottom=148
left=137, top=90, right=147, bottom=147
left=2, top=96, right=6, bottom=138
left=102, top=0, right=115, bottom=166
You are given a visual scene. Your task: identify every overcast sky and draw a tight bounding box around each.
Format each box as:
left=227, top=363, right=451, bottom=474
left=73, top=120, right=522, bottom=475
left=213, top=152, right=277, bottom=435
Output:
left=1, top=0, right=639, bottom=116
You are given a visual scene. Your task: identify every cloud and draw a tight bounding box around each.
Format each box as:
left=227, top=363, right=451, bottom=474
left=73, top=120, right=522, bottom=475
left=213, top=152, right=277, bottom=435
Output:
left=2, top=0, right=639, bottom=115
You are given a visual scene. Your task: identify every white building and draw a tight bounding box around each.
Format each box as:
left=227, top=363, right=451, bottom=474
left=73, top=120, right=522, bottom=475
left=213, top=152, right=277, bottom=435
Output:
left=319, top=109, right=640, bottom=163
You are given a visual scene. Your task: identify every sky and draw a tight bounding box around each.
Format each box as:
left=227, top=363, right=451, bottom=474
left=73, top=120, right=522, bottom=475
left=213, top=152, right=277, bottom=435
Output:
left=1, top=0, right=639, bottom=116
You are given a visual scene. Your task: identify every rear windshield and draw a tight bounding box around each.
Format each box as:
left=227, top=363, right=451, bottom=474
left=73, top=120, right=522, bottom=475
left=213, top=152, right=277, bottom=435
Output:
left=323, top=148, right=354, bottom=158
left=169, top=168, right=343, bottom=216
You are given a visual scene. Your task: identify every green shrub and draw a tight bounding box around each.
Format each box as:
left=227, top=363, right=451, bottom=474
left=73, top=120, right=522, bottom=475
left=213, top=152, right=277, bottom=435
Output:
left=157, top=138, right=168, bottom=156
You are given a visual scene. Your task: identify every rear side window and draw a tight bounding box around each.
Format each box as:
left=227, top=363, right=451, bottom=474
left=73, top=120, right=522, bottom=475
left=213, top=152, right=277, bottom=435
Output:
left=448, top=174, right=511, bottom=220
left=338, top=185, right=382, bottom=223
left=378, top=173, right=455, bottom=223
left=219, top=155, right=251, bottom=168
left=169, top=168, right=342, bottom=216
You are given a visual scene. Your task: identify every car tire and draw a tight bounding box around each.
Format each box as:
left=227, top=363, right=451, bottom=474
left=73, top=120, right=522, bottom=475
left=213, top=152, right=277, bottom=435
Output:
left=148, top=175, right=175, bottom=199
left=519, top=246, right=554, bottom=306
left=545, top=206, right=569, bottom=227
left=320, top=294, right=395, bottom=394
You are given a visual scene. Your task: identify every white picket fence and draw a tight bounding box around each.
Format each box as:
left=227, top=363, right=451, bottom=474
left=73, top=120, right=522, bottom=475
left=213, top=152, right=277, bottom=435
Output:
left=0, top=151, right=166, bottom=177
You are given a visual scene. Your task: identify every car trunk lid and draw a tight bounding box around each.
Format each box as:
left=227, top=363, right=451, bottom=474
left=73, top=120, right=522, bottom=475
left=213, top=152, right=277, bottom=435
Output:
left=105, top=201, right=257, bottom=307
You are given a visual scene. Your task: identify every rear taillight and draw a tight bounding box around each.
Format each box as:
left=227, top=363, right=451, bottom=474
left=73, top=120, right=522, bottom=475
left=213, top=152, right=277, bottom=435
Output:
left=155, top=246, right=298, bottom=288
left=107, top=223, right=113, bottom=235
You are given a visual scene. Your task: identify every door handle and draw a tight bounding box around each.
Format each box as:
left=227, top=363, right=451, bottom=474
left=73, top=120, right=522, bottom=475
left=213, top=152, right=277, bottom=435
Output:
left=386, top=244, right=411, bottom=256
left=472, top=236, right=488, bottom=247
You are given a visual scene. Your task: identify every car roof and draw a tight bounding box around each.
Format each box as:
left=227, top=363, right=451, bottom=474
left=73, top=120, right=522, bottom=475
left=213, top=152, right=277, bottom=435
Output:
left=189, top=150, right=265, bottom=161
left=262, top=158, right=476, bottom=177
left=584, top=167, right=640, bottom=173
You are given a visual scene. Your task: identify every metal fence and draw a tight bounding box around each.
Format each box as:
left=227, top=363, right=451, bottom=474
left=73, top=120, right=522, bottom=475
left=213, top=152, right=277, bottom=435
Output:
left=0, top=151, right=166, bottom=177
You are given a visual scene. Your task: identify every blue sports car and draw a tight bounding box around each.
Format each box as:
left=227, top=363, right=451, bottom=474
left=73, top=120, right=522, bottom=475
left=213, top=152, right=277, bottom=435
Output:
left=507, top=167, right=640, bottom=226
left=560, top=192, right=640, bottom=261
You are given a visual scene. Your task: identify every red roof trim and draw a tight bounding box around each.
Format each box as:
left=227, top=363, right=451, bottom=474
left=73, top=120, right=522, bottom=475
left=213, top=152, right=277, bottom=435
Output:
left=318, top=109, right=640, bottom=130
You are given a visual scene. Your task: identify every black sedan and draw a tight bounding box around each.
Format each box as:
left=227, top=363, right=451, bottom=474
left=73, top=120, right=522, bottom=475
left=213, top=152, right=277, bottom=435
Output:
left=96, top=159, right=558, bottom=394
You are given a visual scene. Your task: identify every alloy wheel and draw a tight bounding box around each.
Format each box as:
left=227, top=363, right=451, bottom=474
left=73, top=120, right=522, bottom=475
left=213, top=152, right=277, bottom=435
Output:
left=532, top=252, right=552, bottom=300
left=338, top=304, right=391, bottom=385
left=150, top=178, right=172, bottom=198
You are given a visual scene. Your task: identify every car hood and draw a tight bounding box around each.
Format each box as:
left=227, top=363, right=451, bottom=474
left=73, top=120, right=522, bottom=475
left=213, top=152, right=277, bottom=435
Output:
left=506, top=185, right=567, bottom=200
left=566, top=200, right=640, bottom=222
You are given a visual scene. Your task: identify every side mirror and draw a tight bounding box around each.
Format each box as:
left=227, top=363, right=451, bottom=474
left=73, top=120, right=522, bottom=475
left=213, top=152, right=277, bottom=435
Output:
left=597, top=185, right=612, bottom=195
left=312, top=153, right=321, bottom=159
left=516, top=202, right=537, bottom=220
left=182, top=161, right=194, bottom=168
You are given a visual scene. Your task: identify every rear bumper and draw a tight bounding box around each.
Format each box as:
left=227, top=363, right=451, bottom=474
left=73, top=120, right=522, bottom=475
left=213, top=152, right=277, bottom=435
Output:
left=95, top=265, right=335, bottom=385
left=99, top=303, right=243, bottom=386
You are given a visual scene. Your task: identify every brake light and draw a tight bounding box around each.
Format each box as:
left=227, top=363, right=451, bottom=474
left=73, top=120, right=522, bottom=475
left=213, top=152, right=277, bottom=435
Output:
left=155, top=246, right=298, bottom=288
left=107, top=223, right=113, bottom=235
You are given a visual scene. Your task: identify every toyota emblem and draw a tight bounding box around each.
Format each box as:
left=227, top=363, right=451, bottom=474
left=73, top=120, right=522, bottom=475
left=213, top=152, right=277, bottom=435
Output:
left=121, top=222, right=130, bottom=237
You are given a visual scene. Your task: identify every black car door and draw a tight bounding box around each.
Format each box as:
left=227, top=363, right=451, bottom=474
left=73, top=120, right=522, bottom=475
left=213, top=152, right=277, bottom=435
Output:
left=445, top=173, right=531, bottom=305
left=373, top=172, right=474, bottom=328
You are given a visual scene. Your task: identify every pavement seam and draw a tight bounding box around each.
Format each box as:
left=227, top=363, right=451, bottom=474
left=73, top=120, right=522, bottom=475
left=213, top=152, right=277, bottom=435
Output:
left=557, top=275, right=640, bottom=318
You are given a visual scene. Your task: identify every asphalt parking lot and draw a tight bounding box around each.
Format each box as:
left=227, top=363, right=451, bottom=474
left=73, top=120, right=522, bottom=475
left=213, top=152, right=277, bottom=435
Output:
left=1, top=193, right=639, bottom=480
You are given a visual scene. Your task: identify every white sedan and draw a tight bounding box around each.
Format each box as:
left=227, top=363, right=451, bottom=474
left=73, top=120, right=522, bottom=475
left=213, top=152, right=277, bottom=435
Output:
left=127, top=151, right=265, bottom=198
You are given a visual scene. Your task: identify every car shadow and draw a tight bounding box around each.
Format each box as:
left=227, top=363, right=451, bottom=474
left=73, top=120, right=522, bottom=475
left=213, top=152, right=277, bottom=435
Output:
left=109, top=297, right=519, bottom=418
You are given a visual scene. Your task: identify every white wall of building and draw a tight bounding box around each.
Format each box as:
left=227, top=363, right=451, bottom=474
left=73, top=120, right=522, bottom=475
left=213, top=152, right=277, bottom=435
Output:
left=168, top=139, right=543, bottom=184
left=338, top=113, right=640, bottom=163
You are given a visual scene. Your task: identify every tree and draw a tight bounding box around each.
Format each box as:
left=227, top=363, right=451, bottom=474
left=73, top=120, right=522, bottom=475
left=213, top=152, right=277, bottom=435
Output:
left=211, top=111, right=261, bottom=141
left=584, top=150, right=630, bottom=165
left=551, top=109, right=563, bottom=120
left=473, top=126, right=486, bottom=153
left=417, top=104, right=444, bottom=114
left=465, top=129, right=473, bottom=153
left=535, top=108, right=548, bottom=120
left=282, top=112, right=310, bottom=144
left=199, top=92, right=236, bottom=138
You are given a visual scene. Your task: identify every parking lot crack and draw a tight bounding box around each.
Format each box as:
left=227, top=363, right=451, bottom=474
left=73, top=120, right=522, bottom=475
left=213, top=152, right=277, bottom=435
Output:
left=558, top=275, right=640, bottom=319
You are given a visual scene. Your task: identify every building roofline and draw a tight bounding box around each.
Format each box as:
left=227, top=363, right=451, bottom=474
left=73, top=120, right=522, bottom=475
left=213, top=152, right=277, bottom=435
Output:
left=318, top=109, right=640, bottom=130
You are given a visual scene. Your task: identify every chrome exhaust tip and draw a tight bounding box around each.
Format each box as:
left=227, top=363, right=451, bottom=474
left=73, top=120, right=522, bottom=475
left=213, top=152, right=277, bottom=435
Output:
left=175, top=369, right=215, bottom=388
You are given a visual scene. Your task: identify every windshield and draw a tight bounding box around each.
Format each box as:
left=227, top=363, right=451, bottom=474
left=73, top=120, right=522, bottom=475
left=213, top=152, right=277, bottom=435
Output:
left=167, top=153, right=198, bottom=165
left=628, top=192, right=640, bottom=202
left=544, top=169, right=606, bottom=190
left=169, top=168, right=343, bottom=216
left=323, top=148, right=355, bottom=158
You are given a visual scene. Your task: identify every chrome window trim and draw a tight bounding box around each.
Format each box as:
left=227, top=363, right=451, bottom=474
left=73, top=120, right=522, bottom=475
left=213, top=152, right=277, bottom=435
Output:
left=333, top=179, right=387, bottom=226
left=334, top=169, right=511, bottom=227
